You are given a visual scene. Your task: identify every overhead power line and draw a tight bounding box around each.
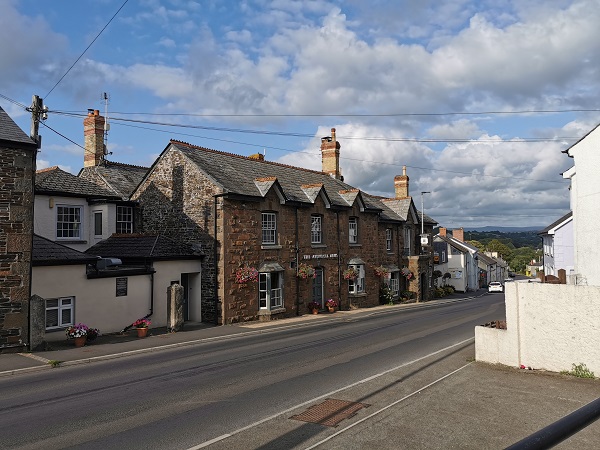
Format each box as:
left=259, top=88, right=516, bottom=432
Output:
left=44, top=0, right=129, bottom=98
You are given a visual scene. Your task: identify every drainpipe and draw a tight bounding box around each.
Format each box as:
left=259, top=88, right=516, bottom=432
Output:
left=295, top=206, right=300, bottom=316
left=214, top=193, right=227, bottom=325
left=336, top=210, right=341, bottom=310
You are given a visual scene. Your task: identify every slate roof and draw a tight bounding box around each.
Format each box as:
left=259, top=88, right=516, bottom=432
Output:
left=78, top=160, right=149, bottom=198
left=35, top=166, right=119, bottom=197
left=0, top=106, right=37, bottom=148
left=477, top=252, right=497, bottom=266
left=538, top=211, right=573, bottom=235
left=85, top=234, right=204, bottom=260
left=163, top=140, right=383, bottom=211
left=32, top=234, right=97, bottom=266
left=435, top=234, right=478, bottom=254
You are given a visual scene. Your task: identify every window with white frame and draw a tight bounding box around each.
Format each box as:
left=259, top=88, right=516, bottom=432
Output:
left=262, top=212, right=277, bottom=244
left=388, top=271, right=400, bottom=295
left=94, top=211, right=103, bottom=237
left=403, top=227, right=411, bottom=255
left=348, top=264, right=365, bottom=294
left=386, top=228, right=392, bottom=251
left=259, top=271, right=284, bottom=309
left=116, top=206, right=133, bottom=234
left=349, top=217, right=358, bottom=244
left=56, top=205, right=82, bottom=239
left=45, top=297, right=74, bottom=329
left=311, top=215, right=322, bottom=244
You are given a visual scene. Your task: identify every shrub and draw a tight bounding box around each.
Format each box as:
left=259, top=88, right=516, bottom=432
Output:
left=379, top=285, right=394, bottom=305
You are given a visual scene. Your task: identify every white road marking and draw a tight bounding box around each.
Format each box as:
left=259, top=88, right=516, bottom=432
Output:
left=187, top=337, right=474, bottom=449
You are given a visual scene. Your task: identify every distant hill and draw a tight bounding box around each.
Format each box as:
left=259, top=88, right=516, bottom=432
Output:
left=463, top=226, right=543, bottom=233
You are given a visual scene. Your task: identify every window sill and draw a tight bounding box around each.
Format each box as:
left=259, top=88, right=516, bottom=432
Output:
left=56, top=239, right=87, bottom=244
left=348, top=292, right=367, bottom=298
left=311, top=244, right=327, bottom=248
left=349, top=243, right=362, bottom=248
left=261, top=244, right=282, bottom=250
left=258, top=307, right=286, bottom=316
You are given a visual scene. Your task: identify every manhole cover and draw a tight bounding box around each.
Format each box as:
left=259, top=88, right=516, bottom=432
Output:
left=290, top=398, right=369, bottom=427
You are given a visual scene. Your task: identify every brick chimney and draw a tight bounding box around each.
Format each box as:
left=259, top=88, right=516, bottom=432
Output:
left=321, top=128, right=342, bottom=180
left=453, top=227, right=464, bottom=242
left=83, top=109, right=106, bottom=167
left=394, top=166, right=409, bottom=199
left=248, top=153, right=265, bottom=161
left=439, top=227, right=447, bottom=237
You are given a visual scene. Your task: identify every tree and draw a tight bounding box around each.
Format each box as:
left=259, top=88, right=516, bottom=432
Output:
left=486, top=239, right=513, bottom=259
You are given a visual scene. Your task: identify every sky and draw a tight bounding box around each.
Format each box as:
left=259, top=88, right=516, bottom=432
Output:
left=2, top=0, right=599, bottom=230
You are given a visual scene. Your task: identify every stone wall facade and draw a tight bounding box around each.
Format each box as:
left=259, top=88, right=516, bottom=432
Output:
left=0, top=144, right=35, bottom=352
left=133, top=146, right=433, bottom=325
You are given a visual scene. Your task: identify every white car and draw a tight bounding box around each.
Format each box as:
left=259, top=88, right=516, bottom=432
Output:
left=488, top=282, right=504, bottom=293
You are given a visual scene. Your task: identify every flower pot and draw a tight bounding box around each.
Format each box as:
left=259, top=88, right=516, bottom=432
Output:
left=137, top=327, right=148, bottom=338
left=328, top=306, right=335, bottom=313
left=73, top=336, right=86, bottom=348
left=311, top=309, right=319, bottom=315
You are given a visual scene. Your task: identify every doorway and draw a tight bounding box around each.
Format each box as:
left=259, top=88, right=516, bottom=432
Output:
left=312, top=267, right=324, bottom=308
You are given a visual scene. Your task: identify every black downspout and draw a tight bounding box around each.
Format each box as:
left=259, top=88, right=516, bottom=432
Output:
left=214, top=193, right=227, bottom=325
left=295, top=206, right=300, bottom=316
left=336, top=211, right=341, bottom=310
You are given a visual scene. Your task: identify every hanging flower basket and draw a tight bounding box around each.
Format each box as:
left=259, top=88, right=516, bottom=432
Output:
left=401, top=267, right=414, bottom=280
left=374, top=265, right=389, bottom=278
left=235, top=266, right=258, bottom=284
left=343, top=267, right=359, bottom=280
left=297, top=262, right=316, bottom=279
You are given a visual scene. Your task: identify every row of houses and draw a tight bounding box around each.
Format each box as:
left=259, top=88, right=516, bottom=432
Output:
left=3, top=107, right=454, bottom=351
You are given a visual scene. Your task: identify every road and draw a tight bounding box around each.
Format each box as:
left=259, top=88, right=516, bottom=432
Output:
left=0, top=294, right=505, bottom=449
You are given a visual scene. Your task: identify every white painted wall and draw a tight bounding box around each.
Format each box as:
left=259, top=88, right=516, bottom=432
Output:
left=554, top=219, right=574, bottom=275
left=33, top=259, right=202, bottom=341
left=34, top=194, right=117, bottom=251
left=565, top=126, right=600, bottom=285
left=475, top=281, right=600, bottom=373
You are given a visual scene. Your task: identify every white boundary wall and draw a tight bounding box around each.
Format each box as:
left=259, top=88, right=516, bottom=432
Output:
left=475, top=281, right=600, bottom=373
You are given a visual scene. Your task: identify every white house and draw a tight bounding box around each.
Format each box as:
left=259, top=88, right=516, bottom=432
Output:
left=562, top=123, right=600, bottom=285
left=433, top=227, right=479, bottom=292
left=538, top=211, right=574, bottom=279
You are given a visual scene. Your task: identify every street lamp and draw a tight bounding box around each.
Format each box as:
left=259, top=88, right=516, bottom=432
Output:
left=420, top=191, right=431, bottom=236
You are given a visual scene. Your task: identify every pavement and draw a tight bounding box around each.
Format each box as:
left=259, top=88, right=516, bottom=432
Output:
left=1, top=290, right=599, bottom=448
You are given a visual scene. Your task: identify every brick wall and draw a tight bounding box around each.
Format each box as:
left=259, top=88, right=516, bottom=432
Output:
left=0, top=145, right=35, bottom=352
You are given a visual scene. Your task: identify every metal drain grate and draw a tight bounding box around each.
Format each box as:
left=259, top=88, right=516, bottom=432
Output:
left=290, top=398, right=369, bottom=427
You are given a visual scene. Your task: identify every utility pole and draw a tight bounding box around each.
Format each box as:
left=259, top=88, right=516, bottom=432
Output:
left=27, top=95, right=47, bottom=149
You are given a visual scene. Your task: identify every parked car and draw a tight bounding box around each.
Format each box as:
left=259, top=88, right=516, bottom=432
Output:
left=488, top=281, right=504, bottom=293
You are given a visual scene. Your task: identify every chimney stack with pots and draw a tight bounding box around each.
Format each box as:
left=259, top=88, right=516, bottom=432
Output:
left=394, top=166, right=410, bottom=199
left=453, top=228, right=464, bottom=242
left=83, top=109, right=106, bottom=167
left=439, top=227, right=447, bottom=237
left=321, top=128, right=342, bottom=180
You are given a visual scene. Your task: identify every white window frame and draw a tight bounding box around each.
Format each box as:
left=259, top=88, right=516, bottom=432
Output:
left=259, top=272, right=284, bottom=309
left=349, top=217, right=358, bottom=244
left=56, top=205, right=82, bottom=239
left=348, top=264, right=365, bottom=294
left=116, top=206, right=133, bottom=234
left=388, top=271, right=400, bottom=294
left=311, top=215, right=322, bottom=244
left=45, top=297, right=74, bottom=330
left=386, top=228, right=392, bottom=251
left=262, top=212, right=277, bottom=245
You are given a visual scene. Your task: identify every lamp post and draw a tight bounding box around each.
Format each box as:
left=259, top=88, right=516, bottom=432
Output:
left=420, top=191, right=431, bottom=236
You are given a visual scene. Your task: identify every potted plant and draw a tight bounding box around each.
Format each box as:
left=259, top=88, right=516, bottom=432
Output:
left=308, top=301, right=321, bottom=314
left=86, top=327, right=100, bottom=343
left=343, top=267, right=359, bottom=280
left=65, top=323, right=88, bottom=347
left=297, top=262, right=316, bottom=279
left=133, top=317, right=151, bottom=338
left=401, top=267, right=414, bottom=280
left=325, top=299, right=338, bottom=312
left=374, top=265, right=389, bottom=278
left=235, top=266, right=259, bottom=284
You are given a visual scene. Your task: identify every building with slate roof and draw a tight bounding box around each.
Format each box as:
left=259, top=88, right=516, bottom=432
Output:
left=433, top=227, right=479, bottom=293
left=132, top=128, right=436, bottom=325
left=538, top=211, right=573, bottom=280
left=0, top=106, right=38, bottom=352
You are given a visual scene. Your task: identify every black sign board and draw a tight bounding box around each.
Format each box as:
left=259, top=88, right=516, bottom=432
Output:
left=116, top=277, right=128, bottom=297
